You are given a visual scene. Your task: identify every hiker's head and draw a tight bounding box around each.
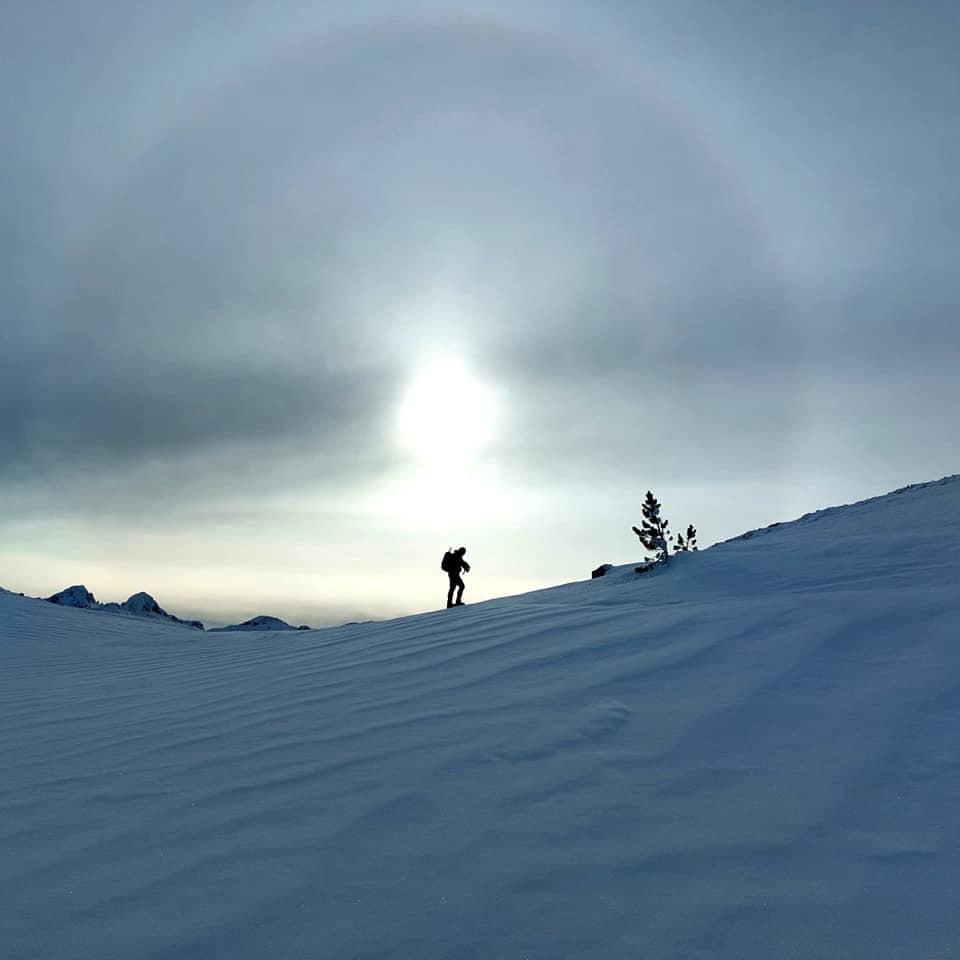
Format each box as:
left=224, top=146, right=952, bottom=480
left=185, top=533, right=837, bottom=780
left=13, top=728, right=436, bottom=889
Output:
left=457, top=546, right=466, bottom=555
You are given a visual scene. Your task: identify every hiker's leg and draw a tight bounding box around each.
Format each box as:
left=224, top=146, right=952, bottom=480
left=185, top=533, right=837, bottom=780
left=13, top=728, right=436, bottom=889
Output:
left=447, top=577, right=455, bottom=608
left=455, top=576, right=465, bottom=604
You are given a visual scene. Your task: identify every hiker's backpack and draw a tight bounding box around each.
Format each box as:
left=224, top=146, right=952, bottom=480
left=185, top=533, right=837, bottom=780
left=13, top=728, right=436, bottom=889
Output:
left=441, top=550, right=456, bottom=573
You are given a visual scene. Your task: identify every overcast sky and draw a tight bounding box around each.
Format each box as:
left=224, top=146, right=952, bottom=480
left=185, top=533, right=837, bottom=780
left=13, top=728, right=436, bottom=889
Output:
left=3, top=1, right=958, bottom=626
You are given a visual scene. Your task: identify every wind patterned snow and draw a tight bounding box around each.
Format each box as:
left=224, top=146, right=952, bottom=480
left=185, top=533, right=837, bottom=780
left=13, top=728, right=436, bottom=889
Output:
left=2, top=477, right=959, bottom=958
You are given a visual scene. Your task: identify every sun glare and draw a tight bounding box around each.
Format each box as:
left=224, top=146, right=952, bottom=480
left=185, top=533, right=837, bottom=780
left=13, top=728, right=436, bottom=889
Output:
left=396, top=355, right=498, bottom=463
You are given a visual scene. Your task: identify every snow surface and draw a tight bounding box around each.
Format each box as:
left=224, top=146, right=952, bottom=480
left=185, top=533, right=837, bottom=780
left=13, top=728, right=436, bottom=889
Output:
left=2, top=476, right=959, bottom=959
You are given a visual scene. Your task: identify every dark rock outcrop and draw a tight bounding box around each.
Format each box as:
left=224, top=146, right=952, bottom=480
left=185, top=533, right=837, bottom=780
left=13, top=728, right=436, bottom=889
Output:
left=46, top=586, right=203, bottom=629
left=117, top=592, right=204, bottom=629
left=210, top=615, right=308, bottom=633
left=46, top=585, right=98, bottom=608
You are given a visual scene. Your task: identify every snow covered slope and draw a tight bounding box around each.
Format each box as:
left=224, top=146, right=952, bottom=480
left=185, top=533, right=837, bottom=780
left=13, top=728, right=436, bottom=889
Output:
left=2, top=476, right=958, bottom=959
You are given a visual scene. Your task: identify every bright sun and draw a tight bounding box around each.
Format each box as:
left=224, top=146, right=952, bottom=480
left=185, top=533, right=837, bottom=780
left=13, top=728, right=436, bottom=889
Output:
left=396, top=355, right=498, bottom=463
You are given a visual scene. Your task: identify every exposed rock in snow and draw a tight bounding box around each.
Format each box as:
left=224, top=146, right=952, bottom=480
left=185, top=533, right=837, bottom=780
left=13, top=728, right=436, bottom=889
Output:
left=210, top=615, right=309, bottom=632
left=591, top=563, right=613, bottom=579
left=123, top=591, right=165, bottom=616
left=43, top=587, right=203, bottom=629
left=46, top=585, right=98, bottom=607
left=116, top=592, right=204, bottom=630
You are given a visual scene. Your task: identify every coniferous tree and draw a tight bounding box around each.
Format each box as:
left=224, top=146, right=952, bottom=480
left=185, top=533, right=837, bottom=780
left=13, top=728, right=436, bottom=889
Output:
left=632, top=490, right=671, bottom=563
left=674, top=524, right=698, bottom=552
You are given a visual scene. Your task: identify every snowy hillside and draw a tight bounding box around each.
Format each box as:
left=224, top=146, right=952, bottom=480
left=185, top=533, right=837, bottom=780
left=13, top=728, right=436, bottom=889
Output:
left=2, top=476, right=959, bottom=959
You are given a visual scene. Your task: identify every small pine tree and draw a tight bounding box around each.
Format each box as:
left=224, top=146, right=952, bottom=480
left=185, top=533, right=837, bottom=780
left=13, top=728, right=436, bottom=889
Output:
left=632, top=490, right=671, bottom=563
left=674, top=524, right=698, bottom=552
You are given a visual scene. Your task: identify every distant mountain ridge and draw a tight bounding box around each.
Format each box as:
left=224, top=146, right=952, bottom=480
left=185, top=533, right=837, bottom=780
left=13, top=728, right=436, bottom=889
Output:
left=39, top=585, right=312, bottom=632
left=46, top=585, right=205, bottom=630
left=210, top=615, right=310, bottom=632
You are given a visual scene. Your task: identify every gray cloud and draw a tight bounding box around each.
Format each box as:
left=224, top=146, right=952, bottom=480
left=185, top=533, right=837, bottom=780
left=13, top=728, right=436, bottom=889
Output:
left=3, top=361, right=392, bottom=476
left=8, top=9, right=785, bottom=488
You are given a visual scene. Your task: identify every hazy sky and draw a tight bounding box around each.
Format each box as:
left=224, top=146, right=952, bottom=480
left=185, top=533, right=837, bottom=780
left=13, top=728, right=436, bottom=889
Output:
left=3, top=1, right=958, bottom=625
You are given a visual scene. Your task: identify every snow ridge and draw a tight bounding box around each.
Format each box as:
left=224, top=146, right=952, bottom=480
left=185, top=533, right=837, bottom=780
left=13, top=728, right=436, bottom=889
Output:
left=725, top=472, right=960, bottom=544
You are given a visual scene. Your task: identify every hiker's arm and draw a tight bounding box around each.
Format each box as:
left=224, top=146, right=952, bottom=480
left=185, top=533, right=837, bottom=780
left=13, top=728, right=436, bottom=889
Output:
left=463, top=561, right=471, bottom=573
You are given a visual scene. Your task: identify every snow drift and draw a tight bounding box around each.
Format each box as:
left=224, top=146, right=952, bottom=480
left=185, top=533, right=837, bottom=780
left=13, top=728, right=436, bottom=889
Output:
left=2, top=476, right=959, bottom=959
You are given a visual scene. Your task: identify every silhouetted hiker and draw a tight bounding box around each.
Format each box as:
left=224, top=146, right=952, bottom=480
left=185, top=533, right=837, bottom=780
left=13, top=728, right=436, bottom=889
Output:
left=441, top=546, right=470, bottom=608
